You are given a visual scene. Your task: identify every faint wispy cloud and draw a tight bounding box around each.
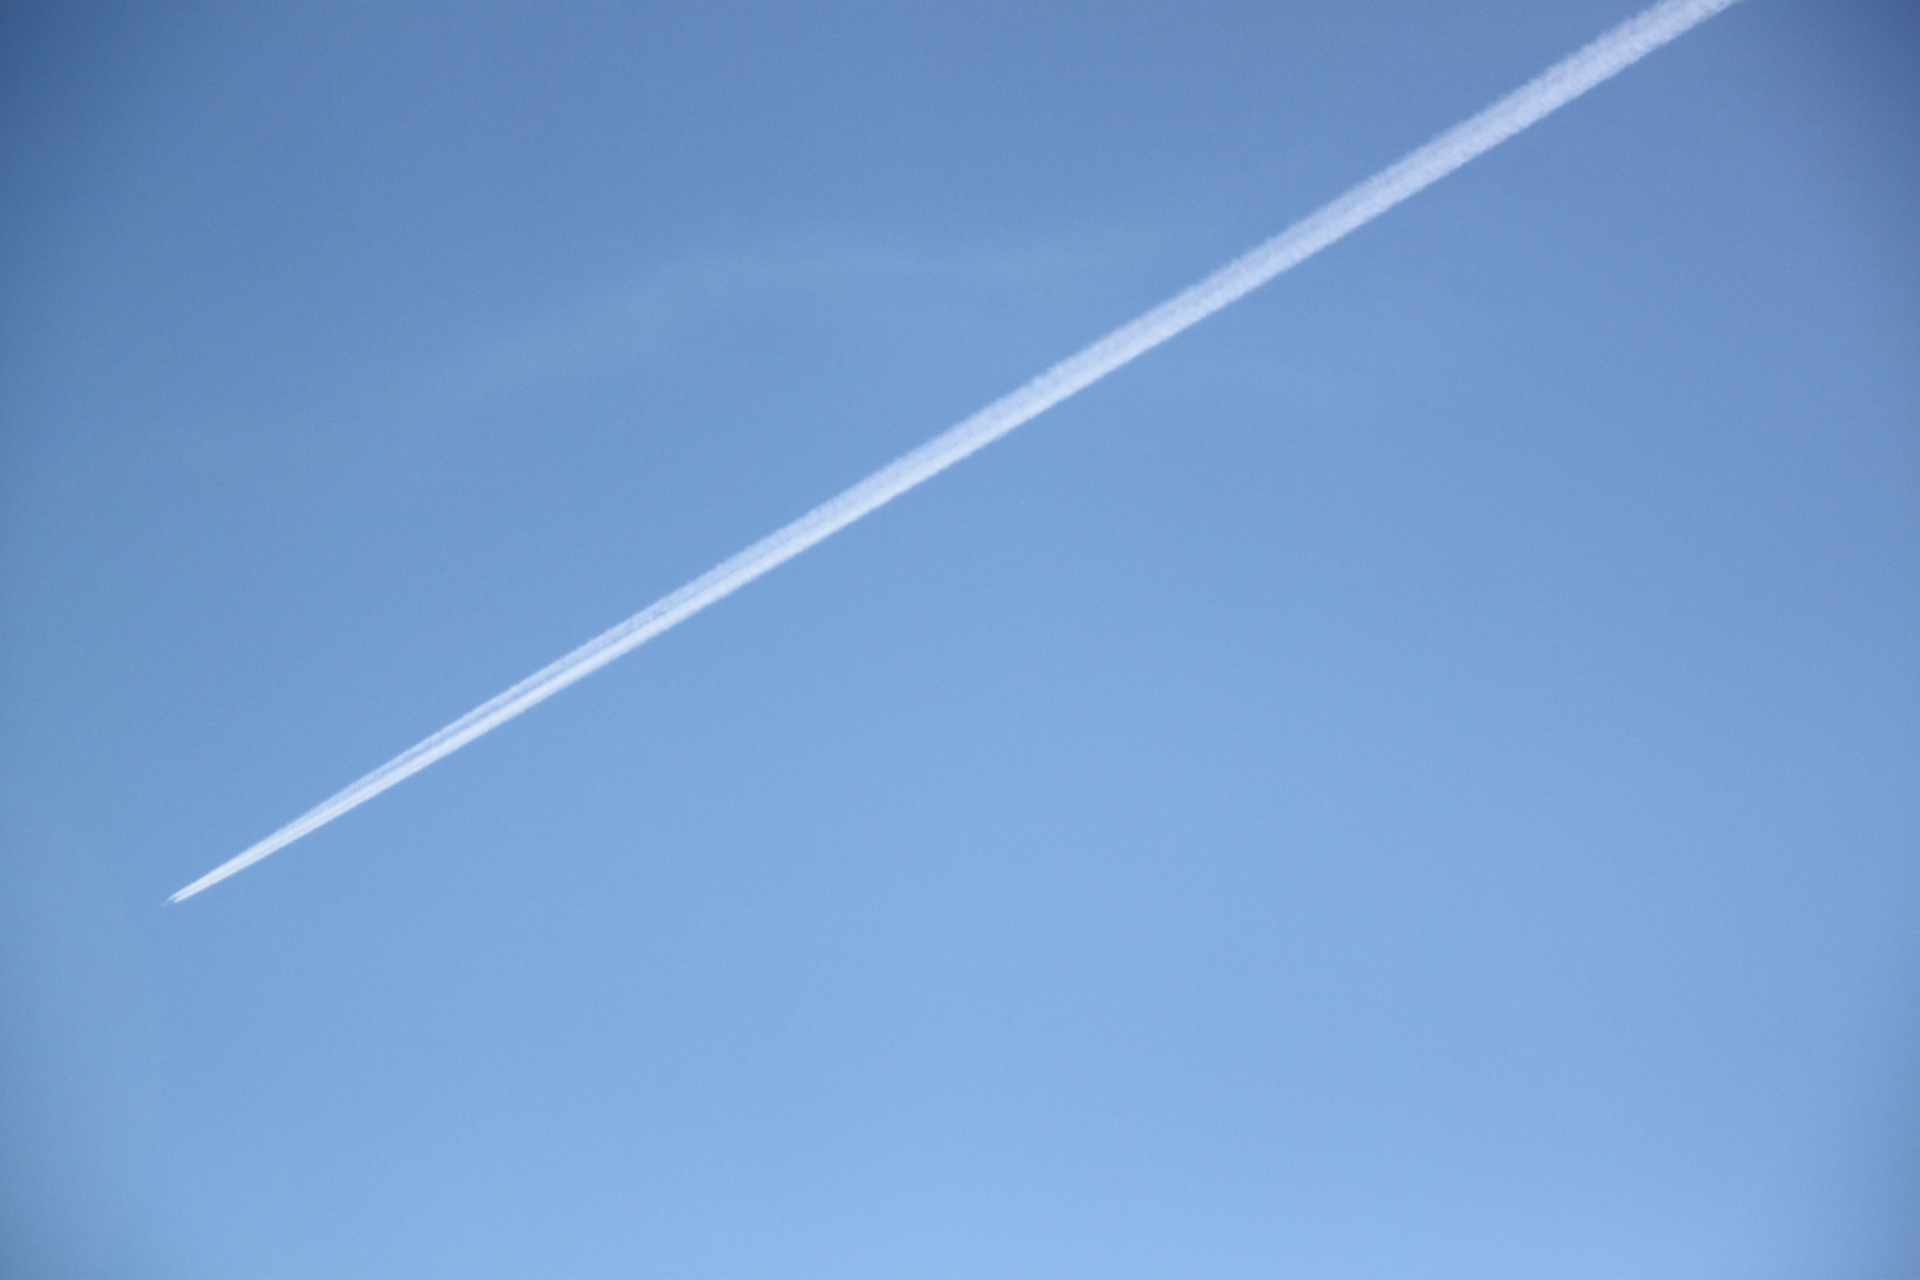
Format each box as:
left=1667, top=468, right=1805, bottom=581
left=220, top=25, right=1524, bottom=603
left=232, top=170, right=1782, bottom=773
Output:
left=414, top=237, right=1142, bottom=424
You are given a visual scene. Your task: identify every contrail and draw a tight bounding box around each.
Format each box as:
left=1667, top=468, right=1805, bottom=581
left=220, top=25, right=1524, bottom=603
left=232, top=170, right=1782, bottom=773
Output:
left=171, top=0, right=1743, bottom=902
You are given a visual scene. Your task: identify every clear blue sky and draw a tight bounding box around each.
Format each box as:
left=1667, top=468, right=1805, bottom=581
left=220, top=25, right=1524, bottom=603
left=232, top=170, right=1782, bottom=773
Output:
left=2, top=2, right=1915, bottom=1275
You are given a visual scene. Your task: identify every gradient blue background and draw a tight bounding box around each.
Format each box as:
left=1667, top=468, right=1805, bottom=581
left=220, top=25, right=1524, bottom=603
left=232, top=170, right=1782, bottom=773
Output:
left=3, top=2, right=1916, bottom=1275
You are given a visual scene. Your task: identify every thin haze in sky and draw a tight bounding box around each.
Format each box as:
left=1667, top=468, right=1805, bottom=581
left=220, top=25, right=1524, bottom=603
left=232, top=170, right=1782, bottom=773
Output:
left=172, top=0, right=1742, bottom=902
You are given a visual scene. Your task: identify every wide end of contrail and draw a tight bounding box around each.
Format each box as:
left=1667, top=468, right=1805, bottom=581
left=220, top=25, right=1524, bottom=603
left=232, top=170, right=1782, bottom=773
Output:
left=171, top=0, right=1744, bottom=903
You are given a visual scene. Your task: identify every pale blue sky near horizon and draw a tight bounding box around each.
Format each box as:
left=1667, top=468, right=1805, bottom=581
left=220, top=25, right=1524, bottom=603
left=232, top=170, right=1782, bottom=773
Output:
left=2, top=1, right=1916, bottom=1276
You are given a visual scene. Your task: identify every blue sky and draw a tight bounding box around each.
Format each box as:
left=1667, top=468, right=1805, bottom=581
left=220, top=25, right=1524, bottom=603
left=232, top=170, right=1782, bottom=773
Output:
left=2, top=1, right=1915, bottom=1275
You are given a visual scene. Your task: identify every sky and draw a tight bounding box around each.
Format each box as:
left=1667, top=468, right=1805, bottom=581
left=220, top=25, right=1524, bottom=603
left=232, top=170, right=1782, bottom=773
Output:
left=1, top=1, right=1915, bottom=1276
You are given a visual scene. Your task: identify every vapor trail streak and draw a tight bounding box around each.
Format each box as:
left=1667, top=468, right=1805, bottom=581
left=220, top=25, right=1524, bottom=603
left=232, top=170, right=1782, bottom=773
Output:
left=172, top=0, right=1742, bottom=902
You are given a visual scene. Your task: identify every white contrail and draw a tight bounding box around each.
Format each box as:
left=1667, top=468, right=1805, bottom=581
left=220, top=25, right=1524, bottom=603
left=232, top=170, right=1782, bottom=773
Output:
left=171, top=0, right=1742, bottom=902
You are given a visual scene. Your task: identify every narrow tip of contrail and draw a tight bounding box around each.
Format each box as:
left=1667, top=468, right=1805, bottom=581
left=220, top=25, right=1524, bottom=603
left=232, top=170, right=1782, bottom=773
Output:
left=169, top=0, right=1745, bottom=904
left=170, top=832, right=289, bottom=901
left=168, top=869, right=229, bottom=903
